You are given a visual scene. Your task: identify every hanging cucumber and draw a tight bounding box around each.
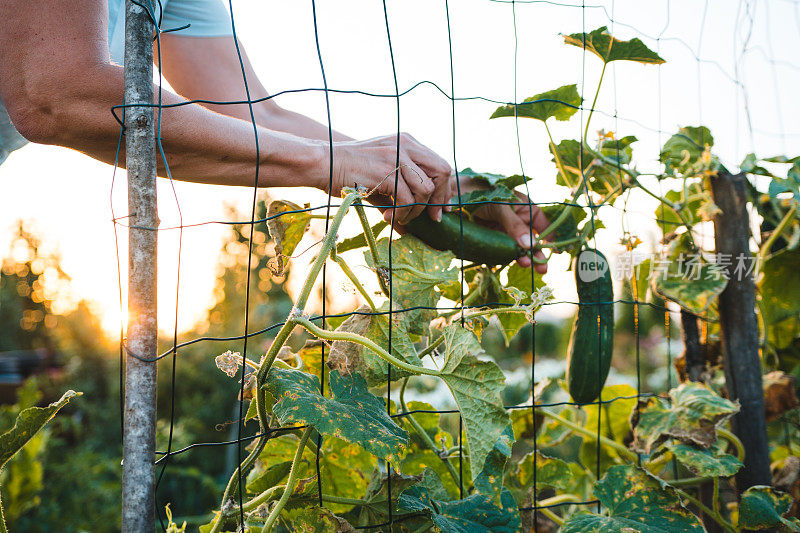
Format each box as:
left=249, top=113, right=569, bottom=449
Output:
left=566, top=248, right=614, bottom=405
left=404, top=211, right=525, bottom=266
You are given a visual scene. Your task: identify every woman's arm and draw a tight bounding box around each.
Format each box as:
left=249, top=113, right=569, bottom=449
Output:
left=0, top=0, right=452, bottom=223
left=155, top=34, right=352, bottom=142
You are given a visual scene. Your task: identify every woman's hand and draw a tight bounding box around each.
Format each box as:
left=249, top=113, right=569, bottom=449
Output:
left=454, top=176, right=551, bottom=273
left=320, top=133, right=454, bottom=225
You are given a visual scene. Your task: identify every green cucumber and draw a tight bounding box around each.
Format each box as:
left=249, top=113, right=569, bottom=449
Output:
left=566, top=249, right=614, bottom=405
left=404, top=211, right=525, bottom=266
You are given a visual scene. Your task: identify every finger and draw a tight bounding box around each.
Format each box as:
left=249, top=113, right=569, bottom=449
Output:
left=515, top=203, right=552, bottom=239
left=427, top=174, right=452, bottom=222
left=382, top=176, right=417, bottom=225
left=443, top=174, right=456, bottom=212
left=400, top=159, right=432, bottom=221
left=401, top=133, right=452, bottom=178
left=497, top=204, right=536, bottom=251
left=512, top=192, right=552, bottom=240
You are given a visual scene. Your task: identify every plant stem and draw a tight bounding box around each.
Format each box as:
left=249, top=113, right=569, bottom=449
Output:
left=676, top=486, right=736, bottom=533
left=544, top=121, right=572, bottom=189
left=354, top=202, right=381, bottom=267
left=459, top=305, right=533, bottom=321
left=331, top=249, right=377, bottom=312
left=583, top=61, right=608, bottom=145
left=210, top=191, right=363, bottom=532
left=537, top=235, right=583, bottom=249
left=320, top=494, right=370, bottom=506
left=539, top=507, right=565, bottom=526
left=399, top=378, right=461, bottom=486
left=717, top=427, right=745, bottom=462
left=537, top=187, right=584, bottom=243
left=418, top=334, right=445, bottom=360
left=262, top=427, right=313, bottom=532
left=539, top=409, right=639, bottom=462
left=757, top=204, right=796, bottom=274
left=238, top=485, right=284, bottom=514
left=669, top=476, right=712, bottom=487
left=354, top=202, right=391, bottom=296
left=295, top=318, right=441, bottom=376
left=712, top=476, right=720, bottom=516
left=538, top=494, right=582, bottom=507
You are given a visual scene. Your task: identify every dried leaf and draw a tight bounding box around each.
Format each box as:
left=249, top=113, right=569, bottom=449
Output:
left=266, top=200, right=312, bottom=275
left=763, top=371, right=799, bottom=422
left=631, top=383, right=739, bottom=453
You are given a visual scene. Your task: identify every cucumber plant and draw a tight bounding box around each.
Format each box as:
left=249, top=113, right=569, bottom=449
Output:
left=196, top=25, right=800, bottom=533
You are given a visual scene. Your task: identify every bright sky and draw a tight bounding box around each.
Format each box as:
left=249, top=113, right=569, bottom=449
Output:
left=1, top=0, right=799, bottom=336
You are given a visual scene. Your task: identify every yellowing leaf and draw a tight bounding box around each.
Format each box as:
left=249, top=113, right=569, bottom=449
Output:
left=328, top=305, right=423, bottom=387
left=0, top=390, right=80, bottom=469
left=631, top=383, right=739, bottom=453
left=562, top=465, right=703, bottom=532
left=665, top=443, right=742, bottom=477
left=563, top=26, right=665, bottom=65
left=738, top=486, right=800, bottom=531
left=266, top=200, right=312, bottom=275
left=365, top=235, right=458, bottom=334
left=438, top=325, right=512, bottom=486
left=265, top=368, right=408, bottom=461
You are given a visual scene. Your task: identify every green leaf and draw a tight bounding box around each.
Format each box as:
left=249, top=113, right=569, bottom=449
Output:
left=328, top=304, right=423, bottom=387
left=497, top=265, right=545, bottom=344
left=740, top=153, right=774, bottom=177
left=399, top=472, right=522, bottom=533
left=474, top=425, right=514, bottom=502
left=579, top=384, right=637, bottom=467
left=651, top=256, right=727, bottom=315
left=246, top=460, right=293, bottom=494
left=365, top=235, right=458, bottom=334
left=289, top=507, right=356, bottom=532
left=563, top=26, right=665, bottom=64
left=631, top=382, right=739, bottom=453
left=265, top=368, right=407, bottom=461
left=438, top=325, right=512, bottom=486
left=659, top=126, right=718, bottom=178
left=549, top=139, right=620, bottom=195
left=738, top=486, right=800, bottom=531
left=337, top=221, right=388, bottom=253
left=760, top=249, right=800, bottom=325
left=510, top=378, right=567, bottom=442
left=415, top=468, right=453, bottom=502
left=513, top=451, right=573, bottom=495
left=562, top=465, right=703, bottom=532
left=344, top=470, right=421, bottom=527
left=248, top=434, right=375, bottom=510
left=540, top=201, right=586, bottom=254
left=459, top=168, right=529, bottom=191
left=0, top=390, right=79, bottom=469
left=318, top=437, right=378, bottom=509
left=399, top=403, right=460, bottom=498
left=490, top=84, right=582, bottom=123
left=457, top=185, right=518, bottom=214
left=599, top=135, right=638, bottom=166
left=266, top=200, right=312, bottom=276
left=665, top=443, right=742, bottom=477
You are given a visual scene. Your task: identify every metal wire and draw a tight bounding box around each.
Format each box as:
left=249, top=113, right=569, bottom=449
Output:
left=105, top=0, right=800, bottom=530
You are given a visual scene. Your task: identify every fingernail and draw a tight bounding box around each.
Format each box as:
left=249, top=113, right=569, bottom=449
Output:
left=519, top=234, right=532, bottom=249
left=434, top=210, right=442, bottom=222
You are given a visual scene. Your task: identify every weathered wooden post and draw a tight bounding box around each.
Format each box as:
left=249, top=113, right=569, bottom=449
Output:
left=711, top=171, right=771, bottom=493
left=122, top=0, right=157, bottom=531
